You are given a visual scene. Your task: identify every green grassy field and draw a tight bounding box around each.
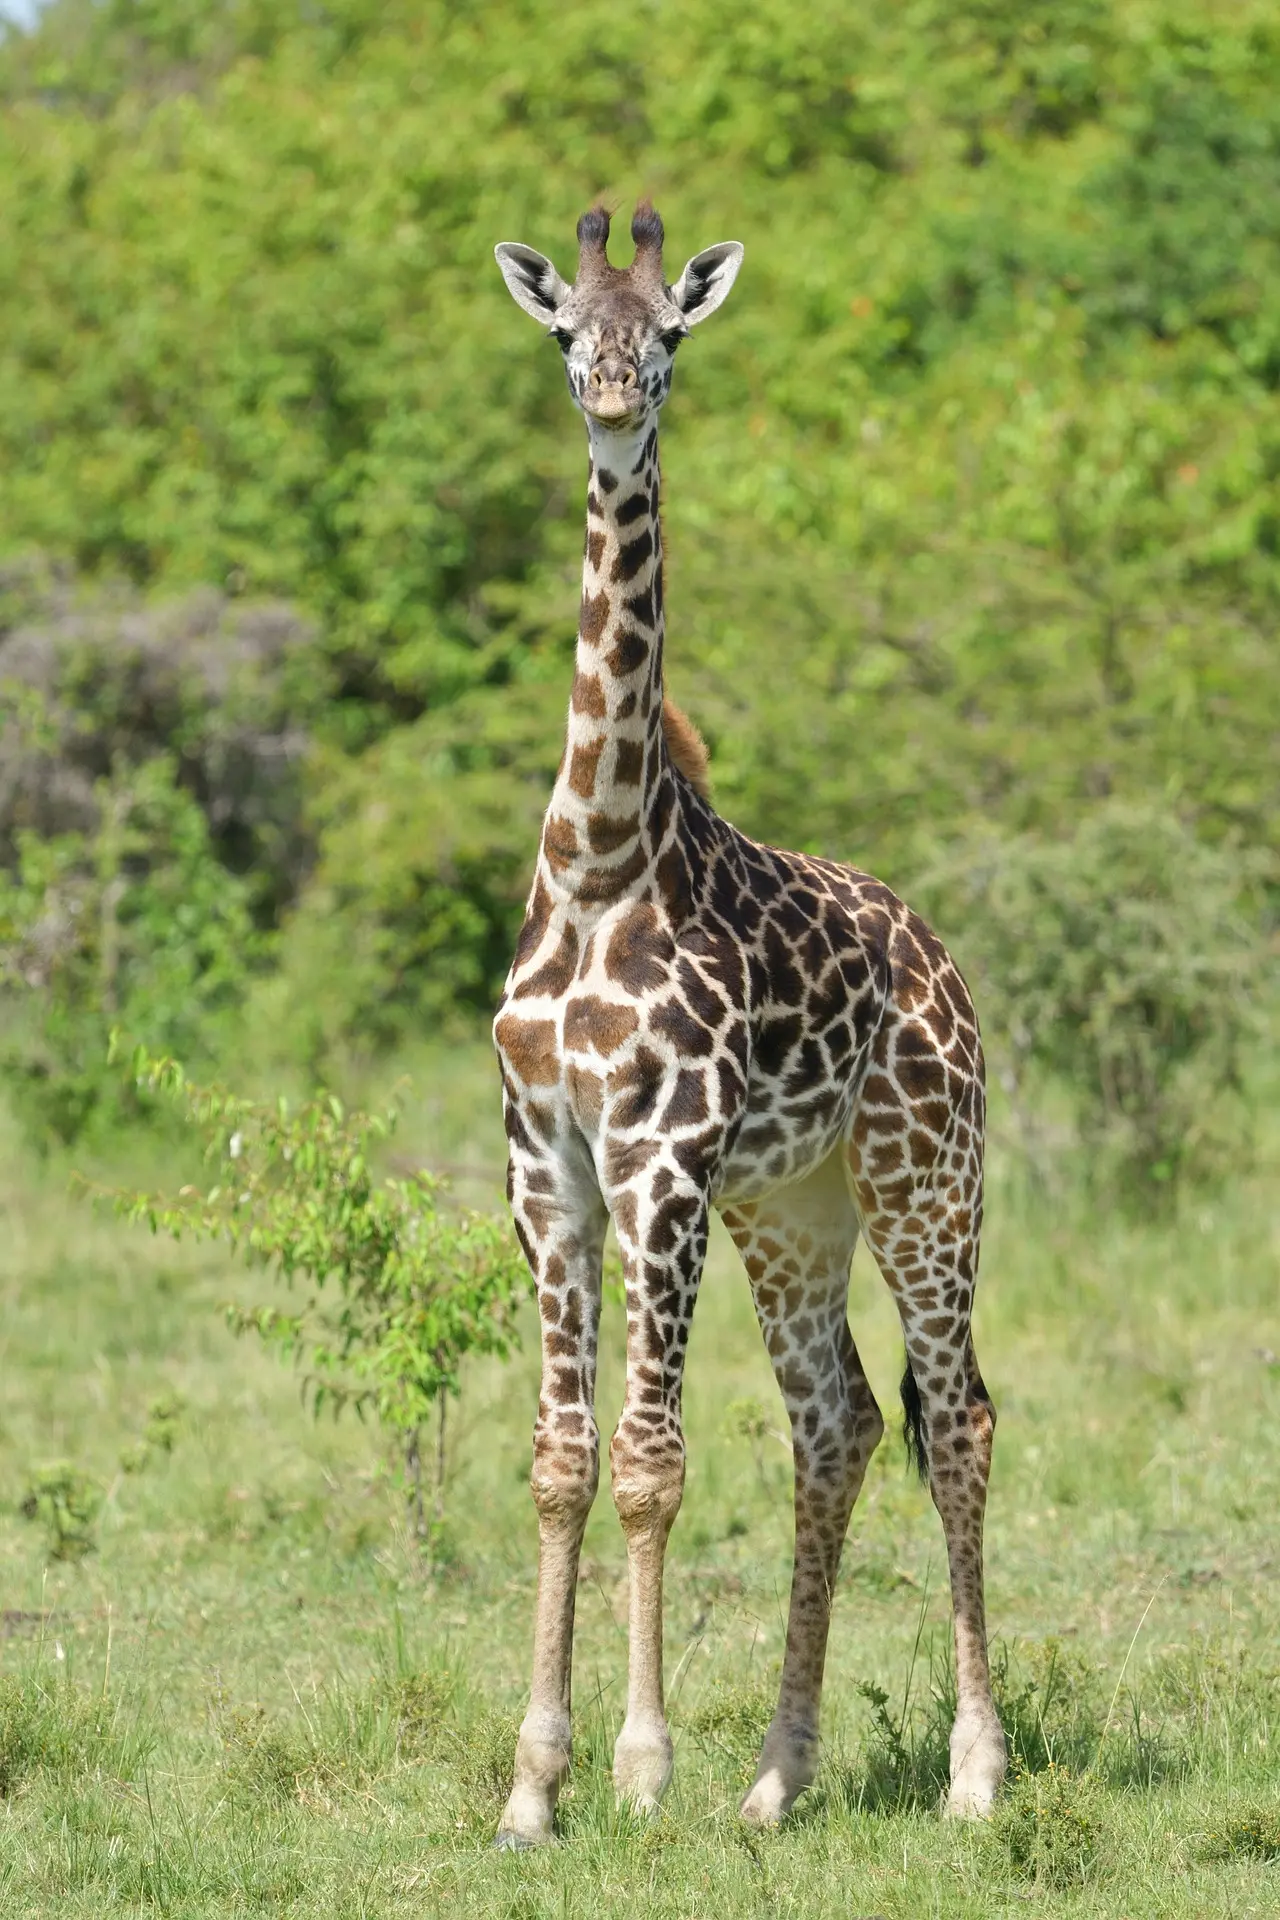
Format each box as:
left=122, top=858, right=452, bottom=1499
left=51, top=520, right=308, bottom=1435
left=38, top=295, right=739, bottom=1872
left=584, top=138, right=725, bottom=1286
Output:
left=0, top=1043, right=1277, bottom=1918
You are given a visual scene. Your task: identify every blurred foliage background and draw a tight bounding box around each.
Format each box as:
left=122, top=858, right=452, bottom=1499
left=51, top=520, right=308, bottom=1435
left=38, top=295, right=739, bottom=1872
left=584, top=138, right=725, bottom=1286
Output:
left=0, top=0, right=1275, bottom=1194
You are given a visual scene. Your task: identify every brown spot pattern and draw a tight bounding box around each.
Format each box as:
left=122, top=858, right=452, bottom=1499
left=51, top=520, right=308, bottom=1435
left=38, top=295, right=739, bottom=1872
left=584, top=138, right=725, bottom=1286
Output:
left=564, top=995, right=639, bottom=1055
left=494, top=1015, right=559, bottom=1087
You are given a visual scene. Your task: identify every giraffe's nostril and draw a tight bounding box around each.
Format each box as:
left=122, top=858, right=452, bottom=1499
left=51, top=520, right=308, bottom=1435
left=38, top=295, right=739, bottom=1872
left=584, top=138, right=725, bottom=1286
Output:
left=590, top=361, right=638, bottom=393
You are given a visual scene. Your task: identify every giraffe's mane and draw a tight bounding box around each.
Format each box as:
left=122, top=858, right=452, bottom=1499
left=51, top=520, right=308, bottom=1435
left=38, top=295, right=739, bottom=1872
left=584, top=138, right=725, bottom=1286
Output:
left=661, top=697, right=711, bottom=799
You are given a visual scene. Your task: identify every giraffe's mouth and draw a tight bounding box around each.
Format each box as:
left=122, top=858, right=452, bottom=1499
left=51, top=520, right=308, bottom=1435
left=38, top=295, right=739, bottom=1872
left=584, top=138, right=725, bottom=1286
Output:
left=582, top=384, right=644, bottom=427
left=584, top=406, right=643, bottom=431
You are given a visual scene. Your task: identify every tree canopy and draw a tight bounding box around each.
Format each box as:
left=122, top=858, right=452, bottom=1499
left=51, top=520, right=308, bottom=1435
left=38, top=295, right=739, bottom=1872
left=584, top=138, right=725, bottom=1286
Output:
left=0, top=0, right=1275, bottom=1085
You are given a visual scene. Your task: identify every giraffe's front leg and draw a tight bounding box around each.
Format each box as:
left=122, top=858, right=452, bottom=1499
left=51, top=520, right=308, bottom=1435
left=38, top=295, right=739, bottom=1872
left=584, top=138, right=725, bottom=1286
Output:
left=496, top=1141, right=608, bottom=1851
left=607, top=1166, right=710, bottom=1813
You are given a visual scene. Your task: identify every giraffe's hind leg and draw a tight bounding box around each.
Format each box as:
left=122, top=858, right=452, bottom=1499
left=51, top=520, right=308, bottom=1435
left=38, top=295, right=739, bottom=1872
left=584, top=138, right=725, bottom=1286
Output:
left=721, top=1151, right=884, bottom=1827
left=893, top=1298, right=1004, bottom=1817
left=849, top=1064, right=1007, bottom=1817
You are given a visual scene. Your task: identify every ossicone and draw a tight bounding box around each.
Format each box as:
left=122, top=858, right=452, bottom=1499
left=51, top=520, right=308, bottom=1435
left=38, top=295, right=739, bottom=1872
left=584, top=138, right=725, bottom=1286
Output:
left=631, top=199, right=664, bottom=254
left=630, top=198, right=665, bottom=288
left=576, top=204, right=612, bottom=281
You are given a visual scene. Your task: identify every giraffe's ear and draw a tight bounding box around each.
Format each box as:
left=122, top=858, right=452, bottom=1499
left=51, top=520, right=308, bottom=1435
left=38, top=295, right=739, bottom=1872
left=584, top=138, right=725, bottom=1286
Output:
left=494, top=243, right=571, bottom=322
left=669, top=242, right=744, bottom=325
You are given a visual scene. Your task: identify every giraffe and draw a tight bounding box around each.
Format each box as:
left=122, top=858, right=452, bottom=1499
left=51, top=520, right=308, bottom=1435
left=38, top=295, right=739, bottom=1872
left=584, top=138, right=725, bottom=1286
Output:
left=490, top=201, right=1007, bottom=1847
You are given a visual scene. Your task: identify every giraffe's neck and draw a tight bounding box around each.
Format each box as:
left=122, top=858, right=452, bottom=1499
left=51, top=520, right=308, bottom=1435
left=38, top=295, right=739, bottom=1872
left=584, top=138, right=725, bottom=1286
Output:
left=542, top=419, right=667, bottom=907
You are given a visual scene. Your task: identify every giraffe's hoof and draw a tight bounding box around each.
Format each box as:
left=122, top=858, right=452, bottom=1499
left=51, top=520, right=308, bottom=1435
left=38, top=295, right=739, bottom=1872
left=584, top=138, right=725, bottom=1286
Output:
left=494, top=1778, right=559, bottom=1850
left=739, top=1773, right=787, bottom=1828
left=740, top=1765, right=811, bottom=1827
left=944, top=1783, right=998, bottom=1821
left=740, top=1721, right=816, bottom=1827
left=493, top=1828, right=540, bottom=1852
left=613, top=1717, right=674, bottom=1811
left=944, top=1713, right=1007, bottom=1820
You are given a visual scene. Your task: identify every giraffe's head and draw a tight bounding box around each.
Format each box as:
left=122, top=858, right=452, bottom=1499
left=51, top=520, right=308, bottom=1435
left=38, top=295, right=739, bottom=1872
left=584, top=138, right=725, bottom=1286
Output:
left=495, top=202, right=743, bottom=434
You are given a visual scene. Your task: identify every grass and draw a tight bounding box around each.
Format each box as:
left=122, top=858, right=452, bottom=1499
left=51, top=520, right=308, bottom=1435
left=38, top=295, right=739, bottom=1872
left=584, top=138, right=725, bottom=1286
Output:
left=0, top=1040, right=1277, bottom=1916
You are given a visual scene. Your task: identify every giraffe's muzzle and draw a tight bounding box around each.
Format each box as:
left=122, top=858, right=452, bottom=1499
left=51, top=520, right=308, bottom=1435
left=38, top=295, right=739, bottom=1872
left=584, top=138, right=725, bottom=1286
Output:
left=585, top=357, right=641, bottom=423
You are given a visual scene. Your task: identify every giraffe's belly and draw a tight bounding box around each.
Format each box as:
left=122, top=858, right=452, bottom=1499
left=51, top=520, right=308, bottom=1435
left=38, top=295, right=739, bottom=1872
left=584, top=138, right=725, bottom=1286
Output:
left=715, top=1081, right=858, bottom=1207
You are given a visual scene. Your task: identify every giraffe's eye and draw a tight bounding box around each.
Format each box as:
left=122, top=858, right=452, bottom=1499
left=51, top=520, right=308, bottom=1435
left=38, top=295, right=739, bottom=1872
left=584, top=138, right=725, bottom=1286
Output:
left=552, top=328, right=574, bottom=353
left=661, top=328, right=685, bottom=355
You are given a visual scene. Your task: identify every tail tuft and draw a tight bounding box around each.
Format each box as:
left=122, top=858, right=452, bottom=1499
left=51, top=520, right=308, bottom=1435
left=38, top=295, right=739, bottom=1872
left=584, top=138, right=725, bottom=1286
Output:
left=900, top=1356, right=929, bottom=1484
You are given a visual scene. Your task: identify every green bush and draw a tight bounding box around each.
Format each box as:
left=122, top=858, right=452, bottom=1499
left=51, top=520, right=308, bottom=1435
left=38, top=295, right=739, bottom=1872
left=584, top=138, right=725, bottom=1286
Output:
left=916, top=803, right=1271, bottom=1196
left=684, top=1682, right=775, bottom=1790
left=993, top=1762, right=1101, bottom=1889
left=18, top=1459, right=102, bottom=1566
left=101, top=1046, right=529, bottom=1540
left=0, top=749, right=265, bottom=1144
left=272, top=679, right=559, bottom=1048
left=119, top=1393, right=186, bottom=1476
left=18, top=1462, right=102, bottom=1562
left=1198, top=1807, right=1280, bottom=1863
left=0, top=555, right=318, bottom=919
left=217, top=1704, right=325, bottom=1810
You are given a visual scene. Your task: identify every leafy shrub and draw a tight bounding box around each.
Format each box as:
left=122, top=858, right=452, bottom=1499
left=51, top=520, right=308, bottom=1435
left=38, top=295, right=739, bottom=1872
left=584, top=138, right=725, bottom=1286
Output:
left=1085, top=33, right=1280, bottom=377
left=381, top=1667, right=458, bottom=1761
left=217, top=1704, right=323, bottom=1809
left=915, top=803, right=1270, bottom=1197
left=101, top=1046, right=528, bottom=1539
left=449, top=1706, right=521, bottom=1827
left=992, top=1761, right=1101, bottom=1889
left=851, top=1672, right=952, bottom=1813
left=835, top=1637, right=1106, bottom=1815
left=18, top=1462, right=102, bottom=1561
left=0, top=748, right=266, bottom=1145
left=272, top=682, right=558, bottom=1049
left=119, top=1393, right=185, bottom=1476
left=684, top=1681, right=774, bottom=1788
left=140, top=1392, right=184, bottom=1456
left=999, top=1640, right=1105, bottom=1776
left=1198, top=1807, right=1280, bottom=1863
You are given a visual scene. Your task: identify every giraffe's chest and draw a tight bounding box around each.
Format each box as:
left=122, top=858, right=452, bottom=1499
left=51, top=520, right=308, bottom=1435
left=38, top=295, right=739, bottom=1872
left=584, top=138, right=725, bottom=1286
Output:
left=495, top=890, right=878, bottom=1201
left=495, top=894, right=743, bottom=1154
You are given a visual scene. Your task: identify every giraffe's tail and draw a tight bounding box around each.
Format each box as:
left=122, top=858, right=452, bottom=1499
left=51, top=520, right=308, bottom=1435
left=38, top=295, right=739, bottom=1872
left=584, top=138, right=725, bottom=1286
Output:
left=900, top=1356, right=929, bottom=1484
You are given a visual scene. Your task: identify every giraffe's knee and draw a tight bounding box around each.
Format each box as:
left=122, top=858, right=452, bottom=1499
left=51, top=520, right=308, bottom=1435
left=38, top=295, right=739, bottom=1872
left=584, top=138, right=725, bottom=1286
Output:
left=831, top=1361, right=885, bottom=1471
left=958, top=1375, right=996, bottom=1451
left=791, top=1377, right=883, bottom=1521
left=530, top=1418, right=599, bottom=1524
left=609, top=1428, right=684, bottom=1535
left=925, top=1385, right=996, bottom=1490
